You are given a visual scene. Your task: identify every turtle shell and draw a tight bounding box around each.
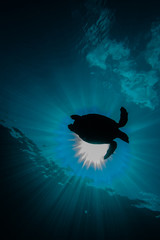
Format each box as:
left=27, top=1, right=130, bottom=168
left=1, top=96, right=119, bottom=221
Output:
left=70, top=114, right=119, bottom=144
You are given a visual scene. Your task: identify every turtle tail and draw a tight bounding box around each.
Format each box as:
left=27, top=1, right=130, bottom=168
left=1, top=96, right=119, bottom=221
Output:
left=118, top=107, right=128, bottom=128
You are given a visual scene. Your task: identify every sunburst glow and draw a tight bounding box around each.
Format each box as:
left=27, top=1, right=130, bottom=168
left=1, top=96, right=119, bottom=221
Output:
left=72, top=134, right=110, bottom=170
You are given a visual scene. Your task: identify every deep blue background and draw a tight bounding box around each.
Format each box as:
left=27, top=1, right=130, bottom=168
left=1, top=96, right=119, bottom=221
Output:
left=1, top=0, right=160, bottom=239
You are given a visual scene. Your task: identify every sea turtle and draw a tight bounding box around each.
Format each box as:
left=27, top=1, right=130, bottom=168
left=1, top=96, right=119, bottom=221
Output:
left=68, top=107, right=129, bottom=159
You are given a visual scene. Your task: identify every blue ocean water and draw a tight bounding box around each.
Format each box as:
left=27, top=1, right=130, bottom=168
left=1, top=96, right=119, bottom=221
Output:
left=0, top=0, right=160, bottom=239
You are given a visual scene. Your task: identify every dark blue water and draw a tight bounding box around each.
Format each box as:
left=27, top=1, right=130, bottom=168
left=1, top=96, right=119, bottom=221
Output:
left=1, top=0, right=160, bottom=239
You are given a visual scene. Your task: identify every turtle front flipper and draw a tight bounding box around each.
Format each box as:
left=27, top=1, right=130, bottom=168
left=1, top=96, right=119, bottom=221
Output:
left=104, top=141, right=117, bottom=159
left=71, top=115, right=81, bottom=120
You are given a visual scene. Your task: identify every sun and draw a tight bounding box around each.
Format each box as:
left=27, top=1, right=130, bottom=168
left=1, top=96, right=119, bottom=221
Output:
left=71, top=134, right=110, bottom=170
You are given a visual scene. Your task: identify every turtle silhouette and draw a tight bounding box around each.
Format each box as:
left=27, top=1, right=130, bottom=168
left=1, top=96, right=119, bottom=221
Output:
left=68, top=107, right=129, bottom=159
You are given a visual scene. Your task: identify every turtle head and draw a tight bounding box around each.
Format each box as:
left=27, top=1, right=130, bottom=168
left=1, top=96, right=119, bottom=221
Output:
left=68, top=124, right=76, bottom=132
left=68, top=122, right=79, bottom=135
left=68, top=115, right=81, bottom=134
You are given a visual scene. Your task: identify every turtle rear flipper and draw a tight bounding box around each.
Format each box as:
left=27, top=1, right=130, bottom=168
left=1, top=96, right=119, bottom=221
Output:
left=104, top=141, right=117, bottom=159
left=117, top=130, right=129, bottom=143
left=118, top=107, right=128, bottom=127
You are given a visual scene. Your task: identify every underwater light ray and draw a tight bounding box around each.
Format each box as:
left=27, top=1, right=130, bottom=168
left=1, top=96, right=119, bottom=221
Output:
left=72, top=134, right=110, bottom=170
